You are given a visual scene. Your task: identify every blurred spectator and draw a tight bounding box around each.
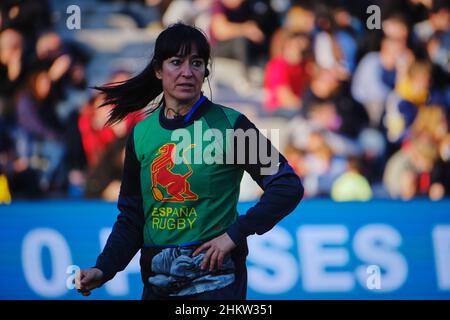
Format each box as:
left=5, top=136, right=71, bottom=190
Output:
left=384, top=104, right=448, bottom=200
left=0, top=116, right=42, bottom=198
left=84, top=136, right=127, bottom=201
left=352, top=36, right=413, bottom=126
left=287, top=102, right=362, bottom=157
left=301, top=132, right=348, bottom=197
left=269, top=4, right=315, bottom=59
left=15, top=69, right=66, bottom=192
left=144, top=0, right=176, bottom=27
left=429, top=133, right=450, bottom=200
left=414, top=0, right=449, bottom=42
left=427, top=33, right=450, bottom=95
left=263, top=30, right=312, bottom=117
left=0, top=29, right=25, bottom=96
left=285, top=4, right=315, bottom=34
left=410, top=104, right=448, bottom=144
left=162, top=0, right=212, bottom=31
left=303, top=66, right=369, bottom=138
left=0, top=28, right=27, bottom=122
left=415, top=1, right=450, bottom=74
left=357, top=127, right=388, bottom=183
left=356, top=11, right=413, bottom=64
left=313, top=4, right=348, bottom=76
left=382, top=13, right=411, bottom=46
left=381, top=0, right=430, bottom=26
left=31, top=30, right=91, bottom=118
left=383, top=59, right=433, bottom=143
left=411, top=106, right=449, bottom=200
left=31, top=31, right=72, bottom=82
left=78, top=71, right=140, bottom=169
left=331, top=156, right=373, bottom=202
left=76, top=69, right=141, bottom=198
left=210, top=0, right=279, bottom=70
left=78, top=93, right=127, bottom=168
left=383, top=134, right=438, bottom=200
left=0, top=0, right=51, bottom=42
left=333, top=5, right=361, bottom=72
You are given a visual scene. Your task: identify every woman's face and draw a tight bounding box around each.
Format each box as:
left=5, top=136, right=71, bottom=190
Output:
left=155, top=46, right=206, bottom=105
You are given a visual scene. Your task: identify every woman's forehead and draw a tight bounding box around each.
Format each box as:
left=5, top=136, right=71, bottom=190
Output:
left=173, top=43, right=199, bottom=58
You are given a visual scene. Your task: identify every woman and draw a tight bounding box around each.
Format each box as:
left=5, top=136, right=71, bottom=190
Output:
left=77, top=23, right=303, bottom=300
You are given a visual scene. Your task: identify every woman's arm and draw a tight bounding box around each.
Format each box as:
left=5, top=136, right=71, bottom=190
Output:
left=92, top=128, right=145, bottom=283
left=226, top=114, right=304, bottom=245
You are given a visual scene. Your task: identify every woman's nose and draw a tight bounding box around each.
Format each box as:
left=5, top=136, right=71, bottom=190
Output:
left=180, top=62, right=193, bottom=77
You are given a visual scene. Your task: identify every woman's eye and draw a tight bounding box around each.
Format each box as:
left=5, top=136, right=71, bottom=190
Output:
left=170, top=59, right=181, bottom=66
left=192, top=60, right=203, bottom=67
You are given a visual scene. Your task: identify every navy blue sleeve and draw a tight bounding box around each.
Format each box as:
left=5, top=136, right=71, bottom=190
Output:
left=226, top=114, right=304, bottom=245
left=94, top=128, right=144, bottom=282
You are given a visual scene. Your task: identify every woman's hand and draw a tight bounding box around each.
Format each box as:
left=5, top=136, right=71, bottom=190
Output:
left=192, top=233, right=237, bottom=272
left=75, top=268, right=104, bottom=296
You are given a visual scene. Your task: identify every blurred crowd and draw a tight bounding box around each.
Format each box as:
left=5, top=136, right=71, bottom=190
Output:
left=0, top=0, right=141, bottom=202
left=0, top=0, right=449, bottom=203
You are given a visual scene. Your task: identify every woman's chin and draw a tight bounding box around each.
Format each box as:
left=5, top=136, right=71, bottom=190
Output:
left=174, top=92, right=200, bottom=103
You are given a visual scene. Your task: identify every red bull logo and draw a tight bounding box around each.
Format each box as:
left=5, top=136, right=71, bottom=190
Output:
left=150, top=143, right=198, bottom=202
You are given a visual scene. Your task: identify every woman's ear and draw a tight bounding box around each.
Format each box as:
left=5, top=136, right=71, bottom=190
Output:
left=155, top=70, right=162, bottom=80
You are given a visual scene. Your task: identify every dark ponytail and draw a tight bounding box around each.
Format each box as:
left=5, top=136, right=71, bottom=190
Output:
left=94, top=23, right=211, bottom=126
left=94, top=61, right=162, bottom=126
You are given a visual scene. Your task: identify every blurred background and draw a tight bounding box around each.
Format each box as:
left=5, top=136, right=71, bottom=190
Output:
left=0, top=0, right=449, bottom=300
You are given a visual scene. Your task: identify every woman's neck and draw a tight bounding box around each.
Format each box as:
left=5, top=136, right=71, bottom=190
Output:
left=163, top=94, right=201, bottom=119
